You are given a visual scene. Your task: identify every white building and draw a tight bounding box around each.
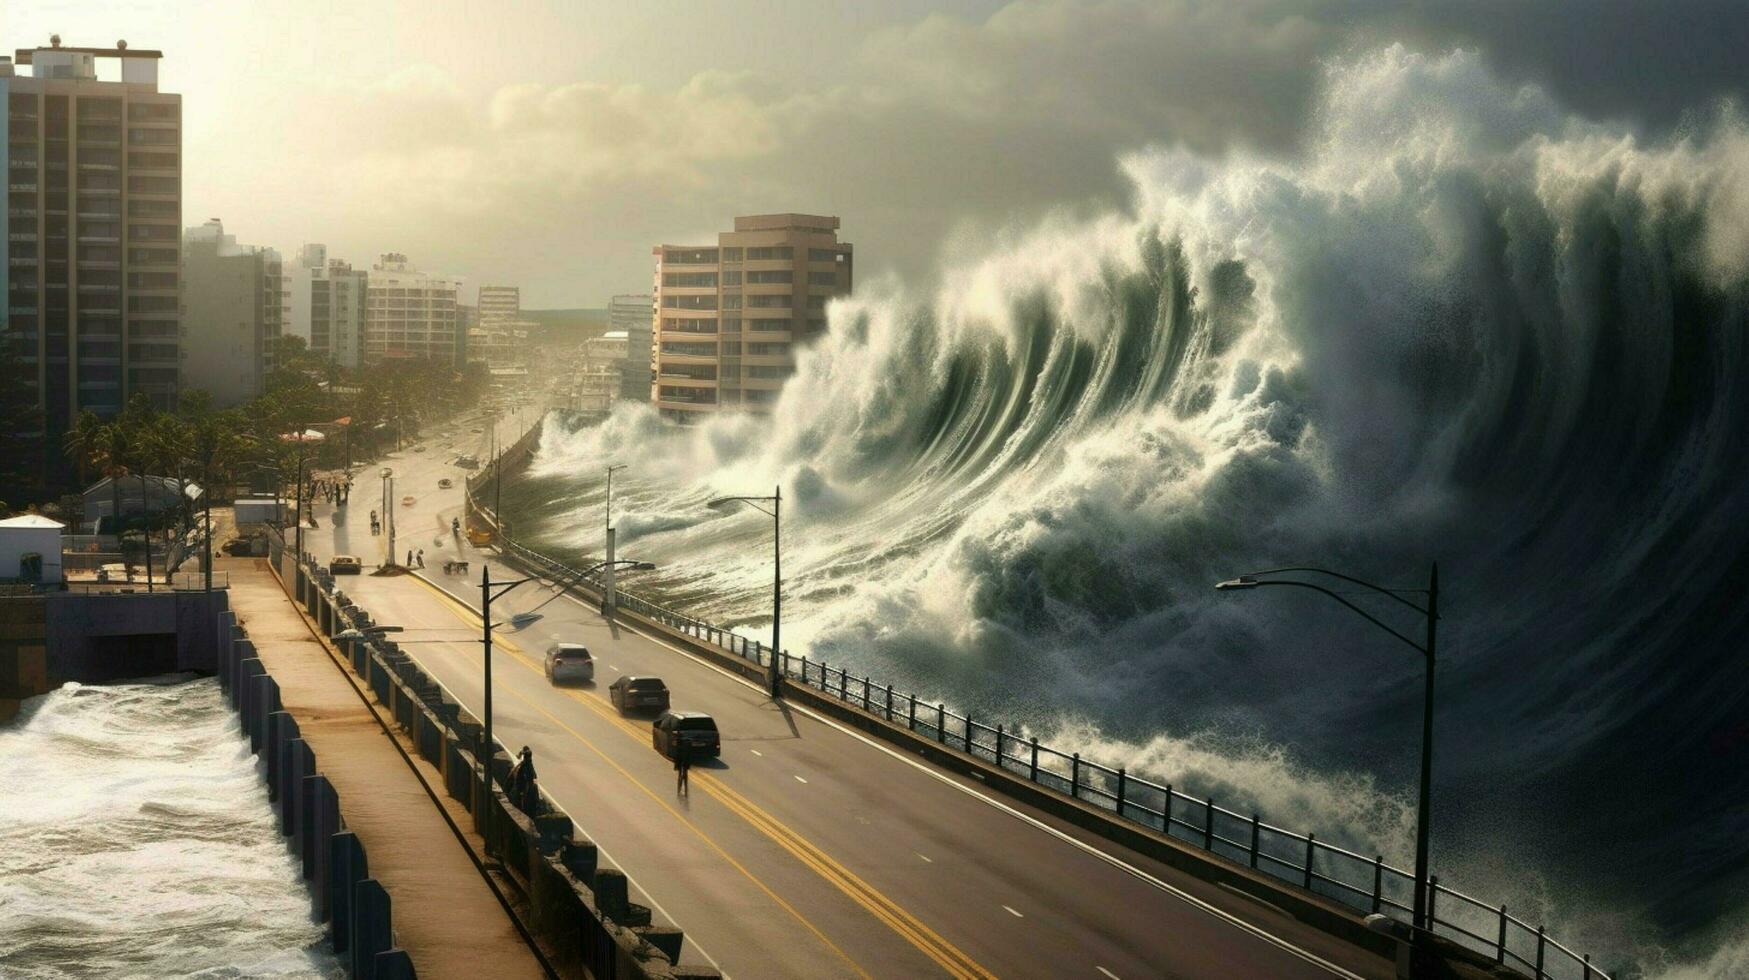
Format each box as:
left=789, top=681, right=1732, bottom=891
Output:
left=0, top=514, right=64, bottom=583
left=365, top=253, right=462, bottom=365
left=609, top=293, right=653, bottom=402
left=181, top=219, right=283, bottom=407
left=287, top=244, right=368, bottom=368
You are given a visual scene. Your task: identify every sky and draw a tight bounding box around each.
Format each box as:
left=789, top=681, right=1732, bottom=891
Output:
left=9, top=0, right=1748, bottom=308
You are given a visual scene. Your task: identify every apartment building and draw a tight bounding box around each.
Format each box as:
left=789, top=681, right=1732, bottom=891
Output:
left=651, top=214, right=852, bottom=424
left=180, top=219, right=282, bottom=407
left=286, top=244, right=367, bottom=369
left=2, top=37, right=182, bottom=439
left=364, top=253, right=462, bottom=365
left=477, top=284, right=519, bottom=324
left=608, top=292, right=652, bottom=402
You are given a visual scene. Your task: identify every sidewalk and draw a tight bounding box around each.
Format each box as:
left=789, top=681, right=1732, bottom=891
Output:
left=221, top=557, right=546, bottom=980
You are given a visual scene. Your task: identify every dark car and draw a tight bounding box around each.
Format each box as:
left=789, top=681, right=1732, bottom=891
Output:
left=652, top=711, right=720, bottom=759
left=543, top=643, right=594, bottom=685
left=609, top=676, right=670, bottom=714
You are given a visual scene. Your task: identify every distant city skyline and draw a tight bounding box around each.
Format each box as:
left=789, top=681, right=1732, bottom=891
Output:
left=11, top=0, right=1747, bottom=307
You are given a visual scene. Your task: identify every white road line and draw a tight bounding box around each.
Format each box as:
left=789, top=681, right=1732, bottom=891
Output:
left=1003, top=905, right=1024, bottom=918
left=485, top=567, right=1362, bottom=979
left=915, top=852, right=932, bottom=863
left=1097, top=967, right=1121, bottom=980
left=793, top=775, right=808, bottom=784
left=750, top=749, right=764, bottom=757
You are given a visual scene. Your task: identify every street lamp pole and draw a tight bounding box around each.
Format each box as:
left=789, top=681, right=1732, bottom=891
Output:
left=605, top=463, right=625, bottom=538
left=707, top=486, right=782, bottom=698
left=1216, top=563, right=1439, bottom=970
left=380, top=466, right=394, bottom=567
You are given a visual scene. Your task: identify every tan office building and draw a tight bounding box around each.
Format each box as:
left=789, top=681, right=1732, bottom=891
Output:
left=652, top=213, right=852, bottom=424
left=3, top=37, right=182, bottom=438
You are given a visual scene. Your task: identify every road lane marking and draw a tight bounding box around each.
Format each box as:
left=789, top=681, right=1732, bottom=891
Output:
left=1003, top=905, right=1024, bottom=918
left=508, top=583, right=1365, bottom=978
left=916, top=852, right=933, bottom=863
left=409, top=620, right=868, bottom=979
left=750, top=749, right=763, bottom=757
left=408, top=576, right=991, bottom=980
left=1097, top=968, right=1121, bottom=979
left=794, top=775, right=808, bottom=784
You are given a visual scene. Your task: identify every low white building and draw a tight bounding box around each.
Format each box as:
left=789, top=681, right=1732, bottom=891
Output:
left=0, top=515, right=65, bottom=583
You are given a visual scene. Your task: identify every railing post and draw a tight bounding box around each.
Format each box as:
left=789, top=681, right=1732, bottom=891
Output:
left=937, top=704, right=945, bottom=742
left=1427, top=874, right=1439, bottom=929
left=966, top=714, right=974, bottom=754
left=1248, top=814, right=1260, bottom=868
left=1372, top=855, right=1385, bottom=913
left=1304, top=833, right=1316, bottom=888
left=1582, top=954, right=1592, bottom=980
left=1029, top=737, right=1039, bottom=781
left=1115, top=767, right=1126, bottom=815
left=1496, top=905, right=1508, bottom=964
left=782, top=649, right=789, bottom=678
left=1535, top=925, right=1546, bottom=978
left=841, top=670, right=848, bottom=701
left=1205, top=799, right=1217, bottom=850
left=907, top=695, right=916, bottom=730
left=1070, top=753, right=1080, bottom=799
left=863, top=675, right=871, bottom=710
left=1164, top=785, right=1173, bottom=833
left=800, top=656, right=808, bottom=685
left=884, top=684, right=893, bottom=722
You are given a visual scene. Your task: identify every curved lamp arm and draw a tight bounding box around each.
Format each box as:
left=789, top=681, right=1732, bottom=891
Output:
left=1230, top=566, right=1429, bottom=616
left=1217, top=577, right=1430, bottom=659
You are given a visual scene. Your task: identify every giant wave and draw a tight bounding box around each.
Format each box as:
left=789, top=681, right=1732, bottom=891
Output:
left=501, top=46, right=1749, bottom=976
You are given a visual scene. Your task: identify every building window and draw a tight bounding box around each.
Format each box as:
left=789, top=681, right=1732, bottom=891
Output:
left=127, top=151, right=178, bottom=169
left=747, top=294, right=791, bottom=308
left=662, top=294, right=717, bottom=310
left=128, top=103, right=180, bottom=122
left=806, top=295, right=828, bottom=309
left=809, top=248, right=841, bottom=262
left=746, top=270, right=793, bottom=284
left=808, top=271, right=838, bottom=285
left=747, top=342, right=791, bottom=356
left=721, top=294, right=741, bottom=310
left=126, top=175, right=178, bottom=194
left=721, top=271, right=742, bottom=286
left=745, top=247, right=793, bottom=260
left=720, top=247, right=743, bottom=262
left=662, top=272, right=717, bottom=287
left=127, top=128, right=178, bottom=146
left=662, top=248, right=718, bottom=265
left=747, top=365, right=790, bottom=379
left=662, top=318, right=718, bottom=334
left=749, top=319, right=792, bottom=332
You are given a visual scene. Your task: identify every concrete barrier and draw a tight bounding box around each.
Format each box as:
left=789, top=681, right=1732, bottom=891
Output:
left=266, top=710, right=293, bottom=802
left=350, top=878, right=393, bottom=979
left=329, top=830, right=368, bottom=953
left=284, top=738, right=314, bottom=837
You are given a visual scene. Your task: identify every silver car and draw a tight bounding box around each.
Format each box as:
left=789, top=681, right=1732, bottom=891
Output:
left=544, top=643, right=594, bottom=685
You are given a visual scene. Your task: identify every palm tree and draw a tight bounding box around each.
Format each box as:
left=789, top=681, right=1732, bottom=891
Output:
left=91, top=421, right=131, bottom=538
left=144, top=414, right=195, bottom=579
left=63, top=410, right=106, bottom=489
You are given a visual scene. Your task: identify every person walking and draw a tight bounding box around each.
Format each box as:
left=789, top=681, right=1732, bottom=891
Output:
left=416, top=548, right=425, bottom=568
left=674, top=737, right=693, bottom=795
left=406, top=549, right=413, bottom=567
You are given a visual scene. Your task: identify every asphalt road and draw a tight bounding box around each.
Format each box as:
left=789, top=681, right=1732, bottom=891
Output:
left=300, top=420, right=1394, bottom=980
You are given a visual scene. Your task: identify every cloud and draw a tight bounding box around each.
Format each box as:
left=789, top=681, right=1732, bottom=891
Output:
left=260, top=0, right=1749, bottom=304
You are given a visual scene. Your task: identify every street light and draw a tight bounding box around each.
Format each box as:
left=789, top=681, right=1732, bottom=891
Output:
left=380, top=466, right=395, bottom=567
left=1215, top=563, right=1439, bottom=971
left=604, top=464, right=626, bottom=536
left=707, top=486, right=782, bottom=698
left=475, top=555, right=654, bottom=853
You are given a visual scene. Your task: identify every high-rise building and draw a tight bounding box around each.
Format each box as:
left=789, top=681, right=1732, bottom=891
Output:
left=609, top=293, right=652, bottom=403
left=286, top=244, right=367, bottom=369
left=3, top=37, right=182, bottom=437
left=364, top=253, right=462, bottom=365
left=180, top=219, right=282, bottom=407
left=477, top=285, right=519, bottom=324
left=651, top=214, right=851, bottom=424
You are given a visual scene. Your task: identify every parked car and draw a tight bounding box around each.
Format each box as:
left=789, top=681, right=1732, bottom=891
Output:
left=455, top=454, right=480, bottom=469
left=437, top=478, right=454, bottom=489
left=652, top=711, right=720, bottom=759
left=329, top=554, right=362, bottom=575
left=544, top=643, right=594, bottom=684
left=609, top=676, right=670, bottom=714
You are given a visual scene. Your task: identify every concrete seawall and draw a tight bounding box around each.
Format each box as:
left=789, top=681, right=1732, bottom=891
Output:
left=284, top=553, right=719, bottom=980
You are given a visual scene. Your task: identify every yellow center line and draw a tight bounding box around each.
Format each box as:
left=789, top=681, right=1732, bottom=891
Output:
left=409, top=575, right=997, bottom=980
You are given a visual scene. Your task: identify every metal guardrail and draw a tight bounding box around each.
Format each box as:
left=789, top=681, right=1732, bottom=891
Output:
left=464, top=429, right=1608, bottom=979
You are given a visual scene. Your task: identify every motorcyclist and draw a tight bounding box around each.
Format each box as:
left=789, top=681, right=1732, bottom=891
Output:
left=452, top=517, right=461, bottom=534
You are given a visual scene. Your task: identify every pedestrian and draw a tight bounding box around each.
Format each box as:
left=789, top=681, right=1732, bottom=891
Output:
left=674, top=736, right=692, bottom=795
left=508, top=746, right=540, bottom=814
left=406, top=549, right=413, bottom=566
left=416, top=548, right=425, bottom=568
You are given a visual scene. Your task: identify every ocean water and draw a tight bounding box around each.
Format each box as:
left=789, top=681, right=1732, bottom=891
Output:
left=0, top=678, right=340, bottom=979
left=500, top=46, right=1749, bottom=977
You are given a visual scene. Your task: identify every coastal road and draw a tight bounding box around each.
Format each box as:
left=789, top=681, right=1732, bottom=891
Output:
left=299, top=427, right=1393, bottom=979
